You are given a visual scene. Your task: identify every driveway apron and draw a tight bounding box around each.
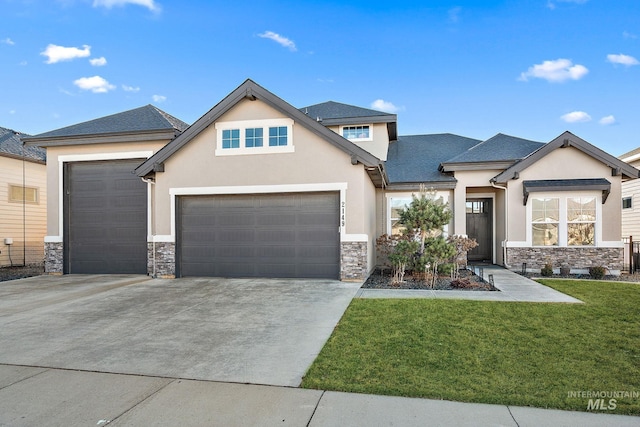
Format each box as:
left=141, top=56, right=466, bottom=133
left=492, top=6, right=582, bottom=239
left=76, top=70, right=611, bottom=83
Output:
left=0, top=275, right=361, bottom=387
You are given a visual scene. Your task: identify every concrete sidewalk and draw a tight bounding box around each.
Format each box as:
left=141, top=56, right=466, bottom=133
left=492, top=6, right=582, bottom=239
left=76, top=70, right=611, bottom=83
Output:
left=0, top=365, right=637, bottom=426
left=356, top=266, right=583, bottom=303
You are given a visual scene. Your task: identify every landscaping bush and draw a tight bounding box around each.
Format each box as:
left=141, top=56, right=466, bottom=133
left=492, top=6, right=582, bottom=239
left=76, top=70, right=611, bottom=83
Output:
left=450, top=278, right=472, bottom=289
left=541, top=263, right=553, bottom=277
left=589, top=266, right=606, bottom=279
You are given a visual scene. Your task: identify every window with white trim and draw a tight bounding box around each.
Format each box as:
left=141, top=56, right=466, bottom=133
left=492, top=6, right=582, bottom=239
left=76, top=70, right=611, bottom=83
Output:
left=530, top=194, right=599, bottom=247
left=389, top=197, right=412, bottom=235
left=215, top=118, right=294, bottom=156
left=567, top=197, right=595, bottom=246
left=341, top=125, right=372, bottom=141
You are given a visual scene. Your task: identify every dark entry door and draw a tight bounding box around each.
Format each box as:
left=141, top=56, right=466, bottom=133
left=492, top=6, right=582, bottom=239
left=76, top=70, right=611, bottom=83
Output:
left=64, top=159, right=147, bottom=274
left=466, top=198, right=492, bottom=262
left=177, top=192, right=340, bottom=279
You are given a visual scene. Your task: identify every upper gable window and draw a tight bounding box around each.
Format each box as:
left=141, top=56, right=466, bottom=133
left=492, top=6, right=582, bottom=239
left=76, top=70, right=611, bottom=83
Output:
left=341, top=125, right=372, bottom=142
left=215, top=119, right=294, bottom=156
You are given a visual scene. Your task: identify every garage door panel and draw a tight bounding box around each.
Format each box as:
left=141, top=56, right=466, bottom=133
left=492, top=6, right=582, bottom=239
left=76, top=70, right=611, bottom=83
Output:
left=178, top=192, right=339, bottom=279
left=65, top=159, right=147, bottom=274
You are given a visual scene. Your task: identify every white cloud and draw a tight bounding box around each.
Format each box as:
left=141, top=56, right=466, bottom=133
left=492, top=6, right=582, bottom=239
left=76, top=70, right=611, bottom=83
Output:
left=561, top=111, right=592, bottom=123
left=607, top=53, right=639, bottom=66
left=122, top=84, right=140, bottom=92
left=599, top=115, right=616, bottom=125
left=258, top=31, right=296, bottom=52
left=41, top=44, right=91, bottom=64
left=90, top=56, right=107, bottom=66
left=448, top=7, right=462, bottom=23
left=548, top=0, right=588, bottom=9
left=73, top=76, right=116, bottom=93
left=1, top=38, right=15, bottom=45
left=371, top=99, right=402, bottom=114
left=152, top=94, right=166, bottom=102
left=518, top=58, right=588, bottom=83
left=9, top=110, right=16, bottom=115
left=623, top=31, right=638, bottom=39
left=93, top=0, right=161, bottom=12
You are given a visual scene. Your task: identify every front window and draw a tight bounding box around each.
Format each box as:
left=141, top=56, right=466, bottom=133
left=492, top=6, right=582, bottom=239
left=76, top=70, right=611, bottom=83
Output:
left=245, top=128, right=263, bottom=148
left=342, top=125, right=371, bottom=141
left=532, top=198, right=559, bottom=246
left=567, top=197, right=595, bottom=246
left=623, top=197, right=632, bottom=209
left=389, top=197, right=412, bottom=235
left=269, top=126, right=288, bottom=146
left=222, top=129, right=240, bottom=149
left=9, top=185, right=39, bottom=204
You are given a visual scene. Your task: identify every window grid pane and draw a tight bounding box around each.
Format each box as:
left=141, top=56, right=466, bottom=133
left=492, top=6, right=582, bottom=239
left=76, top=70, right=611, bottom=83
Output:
left=268, top=126, right=288, bottom=146
left=245, top=127, right=263, bottom=148
left=567, top=197, right=595, bottom=246
left=342, top=125, right=370, bottom=140
left=532, top=198, right=559, bottom=246
left=222, top=129, right=240, bottom=149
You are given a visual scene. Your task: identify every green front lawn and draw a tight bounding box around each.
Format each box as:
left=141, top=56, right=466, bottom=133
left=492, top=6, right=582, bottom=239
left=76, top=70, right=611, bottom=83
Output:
left=301, top=280, right=640, bottom=415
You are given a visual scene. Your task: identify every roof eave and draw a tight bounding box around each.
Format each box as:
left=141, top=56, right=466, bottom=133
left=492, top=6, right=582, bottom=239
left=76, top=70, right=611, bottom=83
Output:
left=0, top=152, right=46, bottom=164
left=22, top=128, right=179, bottom=147
left=317, top=115, right=397, bottom=126
left=386, top=181, right=457, bottom=191
left=440, top=161, right=516, bottom=172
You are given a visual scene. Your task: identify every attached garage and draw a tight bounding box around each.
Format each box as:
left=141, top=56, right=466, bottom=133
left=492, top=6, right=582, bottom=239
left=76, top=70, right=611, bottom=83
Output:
left=177, top=192, right=340, bottom=279
left=63, top=159, right=148, bottom=274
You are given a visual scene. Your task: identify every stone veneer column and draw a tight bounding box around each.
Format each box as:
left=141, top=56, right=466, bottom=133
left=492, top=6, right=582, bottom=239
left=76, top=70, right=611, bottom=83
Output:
left=340, top=241, right=368, bottom=281
left=147, top=242, right=176, bottom=278
left=44, top=242, right=64, bottom=274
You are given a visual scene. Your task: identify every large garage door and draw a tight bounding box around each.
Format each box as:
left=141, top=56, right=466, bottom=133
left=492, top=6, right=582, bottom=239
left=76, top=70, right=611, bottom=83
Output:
left=63, top=159, right=147, bottom=274
left=177, top=192, right=340, bottom=279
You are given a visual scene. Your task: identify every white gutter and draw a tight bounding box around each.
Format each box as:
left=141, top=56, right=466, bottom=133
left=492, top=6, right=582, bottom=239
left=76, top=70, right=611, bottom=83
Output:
left=491, top=181, right=511, bottom=269
left=141, top=177, right=156, bottom=278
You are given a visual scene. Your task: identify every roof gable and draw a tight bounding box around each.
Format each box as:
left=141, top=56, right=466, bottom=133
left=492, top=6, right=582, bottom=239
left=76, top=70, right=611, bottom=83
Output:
left=135, top=79, right=384, bottom=182
left=492, top=131, right=640, bottom=184
left=0, top=126, right=45, bottom=163
left=300, top=101, right=396, bottom=123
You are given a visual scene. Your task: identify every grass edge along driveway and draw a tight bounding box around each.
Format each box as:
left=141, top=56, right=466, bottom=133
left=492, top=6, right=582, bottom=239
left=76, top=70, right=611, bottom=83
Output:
left=301, top=280, right=640, bottom=415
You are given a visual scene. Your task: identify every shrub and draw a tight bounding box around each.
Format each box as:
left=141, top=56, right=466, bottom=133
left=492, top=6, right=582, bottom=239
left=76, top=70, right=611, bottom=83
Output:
left=450, top=278, right=472, bottom=289
left=388, top=240, right=419, bottom=284
left=589, top=266, right=607, bottom=280
left=541, top=263, right=553, bottom=277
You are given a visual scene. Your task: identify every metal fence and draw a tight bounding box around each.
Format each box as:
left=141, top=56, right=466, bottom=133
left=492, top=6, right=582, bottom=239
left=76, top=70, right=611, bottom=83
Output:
left=623, top=236, right=640, bottom=274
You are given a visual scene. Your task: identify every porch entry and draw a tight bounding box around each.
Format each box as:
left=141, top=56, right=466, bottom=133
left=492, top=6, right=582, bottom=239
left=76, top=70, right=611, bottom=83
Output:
left=466, top=198, right=492, bottom=263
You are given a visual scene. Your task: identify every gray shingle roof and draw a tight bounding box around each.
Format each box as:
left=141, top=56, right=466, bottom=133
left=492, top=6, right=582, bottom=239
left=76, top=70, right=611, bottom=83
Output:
left=31, top=105, right=189, bottom=139
left=386, top=133, right=481, bottom=184
left=0, top=126, right=45, bottom=162
left=299, top=101, right=395, bottom=122
left=444, top=133, right=544, bottom=164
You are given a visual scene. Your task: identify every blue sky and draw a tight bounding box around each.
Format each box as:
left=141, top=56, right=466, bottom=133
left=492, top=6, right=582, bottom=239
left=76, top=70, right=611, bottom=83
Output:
left=1, top=0, right=639, bottom=155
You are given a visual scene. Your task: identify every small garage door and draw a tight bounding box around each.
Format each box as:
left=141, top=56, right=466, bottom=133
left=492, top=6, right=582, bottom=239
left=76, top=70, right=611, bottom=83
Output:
left=177, top=192, right=340, bottom=279
left=63, top=159, right=147, bottom=274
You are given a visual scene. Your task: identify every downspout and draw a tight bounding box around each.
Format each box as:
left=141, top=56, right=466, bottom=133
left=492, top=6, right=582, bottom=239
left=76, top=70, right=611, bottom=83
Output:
left=141, top=177, right=156, bottom=277
left=491, top=180, right=511, bottom=268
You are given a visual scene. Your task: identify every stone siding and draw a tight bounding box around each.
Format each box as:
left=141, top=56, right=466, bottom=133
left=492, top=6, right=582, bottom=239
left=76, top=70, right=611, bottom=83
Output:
left=147, top=242, right=176, bottom=278
left=44, top=242, right=63, bottom=274
left=341, top=241, right=368, bottom=281
left=507, top=247, right=623, bottom=274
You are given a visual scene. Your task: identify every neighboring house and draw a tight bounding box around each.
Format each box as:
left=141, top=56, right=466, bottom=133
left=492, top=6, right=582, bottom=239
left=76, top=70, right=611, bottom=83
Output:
left=0, top=126, right=47, bottom=267
left=619, top=147, right=640, bottom=238
left=24, top=79, right=640, bottom=279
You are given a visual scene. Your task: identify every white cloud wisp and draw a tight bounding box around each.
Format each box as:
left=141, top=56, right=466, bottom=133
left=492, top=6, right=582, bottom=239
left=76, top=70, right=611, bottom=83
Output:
left=93, top=0, right=161, bottom=12
left=41, top=44, right=91, bottom=64
left=519, top=58, right=588, bottom=83
left=258, top=31, right=296, bottom=51
left=607, top=53, right=639, bottom=66
left=74, top=76, right=116, bottom=93
left=561, top=111, right=592, bottom=123
left=371, top=99, right=402, bottom=113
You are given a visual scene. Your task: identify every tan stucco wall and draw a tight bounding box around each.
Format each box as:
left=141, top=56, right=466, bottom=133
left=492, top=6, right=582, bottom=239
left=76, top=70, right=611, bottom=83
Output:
left=452, top=170, right=503, bottom=238
left=44, top=140, right=169, bottom=237
left=509, top=146, right=622, bottom=243
left=326, top=123, right=389, bottom=160
left=152, top=98, right=378, bottom=269
left=0, top=156, right=47, bottom=266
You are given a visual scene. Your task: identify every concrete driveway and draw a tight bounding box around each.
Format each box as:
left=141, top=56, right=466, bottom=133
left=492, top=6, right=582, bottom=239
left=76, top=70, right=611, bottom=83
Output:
left=0, top=275, right=361, bottom=387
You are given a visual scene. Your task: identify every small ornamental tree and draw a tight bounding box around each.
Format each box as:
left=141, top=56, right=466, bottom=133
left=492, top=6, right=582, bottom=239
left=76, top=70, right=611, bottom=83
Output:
left=388, top=240, right=419, bottom=284
left=447, top=235, right=479, bottom=278
left=399, top=187, right=452, bottom=255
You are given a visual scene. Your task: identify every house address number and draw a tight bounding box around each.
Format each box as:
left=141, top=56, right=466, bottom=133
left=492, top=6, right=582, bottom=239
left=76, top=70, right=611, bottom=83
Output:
left=341, top=201, right=346, bottom=228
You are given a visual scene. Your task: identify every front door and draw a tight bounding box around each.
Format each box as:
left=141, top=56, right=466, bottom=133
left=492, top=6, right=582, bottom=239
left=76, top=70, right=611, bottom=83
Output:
left=466, top=198, right=492, bottom=263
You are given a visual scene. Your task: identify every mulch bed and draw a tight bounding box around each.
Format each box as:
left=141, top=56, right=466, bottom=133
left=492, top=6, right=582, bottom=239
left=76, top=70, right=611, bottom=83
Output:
left=363, top=268, right=497, bottom=291
left=0, top=264, right=45, bottom=282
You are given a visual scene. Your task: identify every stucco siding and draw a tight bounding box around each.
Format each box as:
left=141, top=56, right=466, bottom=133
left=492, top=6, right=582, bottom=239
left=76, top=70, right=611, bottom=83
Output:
left=44, top=140, right=168, bottom=239
left=326, top=123, right=390, bottom=160
left=0, top=156, right=47, bottom=266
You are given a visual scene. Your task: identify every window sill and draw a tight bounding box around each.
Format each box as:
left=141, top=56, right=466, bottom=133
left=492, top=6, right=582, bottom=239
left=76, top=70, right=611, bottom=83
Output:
left=215, top=145, right=295, bottom=156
